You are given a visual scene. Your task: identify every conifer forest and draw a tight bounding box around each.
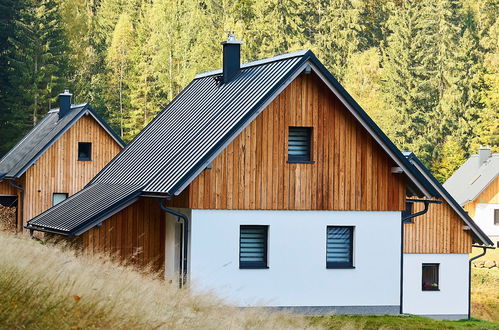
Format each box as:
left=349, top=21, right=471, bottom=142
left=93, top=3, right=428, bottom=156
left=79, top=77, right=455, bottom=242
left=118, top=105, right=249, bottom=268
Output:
left=0, top=0, right=497, bottom=181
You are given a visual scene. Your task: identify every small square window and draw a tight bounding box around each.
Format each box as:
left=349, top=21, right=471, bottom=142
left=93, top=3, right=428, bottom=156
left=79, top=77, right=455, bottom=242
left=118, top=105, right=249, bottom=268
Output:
left=52, top=193, right=68, bottom=206
left=240, top=225, right=268, bottom=269
left=78, top=142, right=92, bottom=161
left=288, top=127, right=312, bottom=162
left=326, top=226, right=354, bottom=268
left=494, top=209, right=499, bottom=225
left=422, top=263, right=439, bottom=291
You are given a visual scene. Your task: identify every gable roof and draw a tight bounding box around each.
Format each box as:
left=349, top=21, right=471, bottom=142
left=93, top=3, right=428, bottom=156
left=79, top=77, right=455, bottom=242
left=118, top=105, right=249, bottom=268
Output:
left=443, top=153, right=499, bottom=206
left=0, top=104, right=125, bottom=180
left=27, top=49, right=439, bottom=236
left=404, top=152, right=493, bottom=246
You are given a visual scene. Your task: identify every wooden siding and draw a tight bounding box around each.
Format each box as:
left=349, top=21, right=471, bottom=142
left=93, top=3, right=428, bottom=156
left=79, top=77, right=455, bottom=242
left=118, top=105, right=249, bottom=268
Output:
left=404, top=199, right=472, bottom=253
left=22, top=115, right=122, bottom=226
left=186, top=73, right=406, bottom=211
left=81, top=198, right=165, bottom=273
left=463, top=176, right=499, bottom=218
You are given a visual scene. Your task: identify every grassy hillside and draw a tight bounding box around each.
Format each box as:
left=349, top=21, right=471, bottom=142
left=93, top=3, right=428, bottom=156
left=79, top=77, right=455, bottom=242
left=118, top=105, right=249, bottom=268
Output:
left=0, top=233, right=498, bottom=329
left=471, top=247, right=499, bottom=322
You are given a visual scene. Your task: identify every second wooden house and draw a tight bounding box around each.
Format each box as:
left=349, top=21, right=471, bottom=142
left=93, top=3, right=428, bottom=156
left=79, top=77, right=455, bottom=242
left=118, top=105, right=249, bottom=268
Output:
left=0, top=91, right=125, bottom=232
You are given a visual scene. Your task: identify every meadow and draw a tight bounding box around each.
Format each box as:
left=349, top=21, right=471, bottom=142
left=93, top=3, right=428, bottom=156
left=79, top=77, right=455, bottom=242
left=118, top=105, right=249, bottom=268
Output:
left=0, top=232, right=497, bottom=329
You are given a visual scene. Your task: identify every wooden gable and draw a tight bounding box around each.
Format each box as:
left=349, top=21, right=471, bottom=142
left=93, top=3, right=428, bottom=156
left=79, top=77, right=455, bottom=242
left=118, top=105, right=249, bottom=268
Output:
left=22, top=115, right=122, bottom=222
left=176, top=72, right=406, bottom=211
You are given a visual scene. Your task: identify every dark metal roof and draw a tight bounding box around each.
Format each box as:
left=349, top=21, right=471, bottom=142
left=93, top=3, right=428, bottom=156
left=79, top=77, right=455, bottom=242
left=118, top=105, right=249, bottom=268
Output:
left=403, top=152, right=493, bottom=246
left=26, top=183, right=141, bottom=236
left=27, top=49, right=440, bottom=236
left=0, top=104, right=125, bottom=179
left=443, top=152, right=499, bottom=205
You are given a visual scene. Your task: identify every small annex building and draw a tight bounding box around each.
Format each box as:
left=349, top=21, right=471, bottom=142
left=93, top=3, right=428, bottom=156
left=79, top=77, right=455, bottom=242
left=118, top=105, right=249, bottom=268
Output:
left=444, top=147, right=499, bottom=247
left=0, top=91, right=125, bottom=232
left=26, top=35, right=493, bottom=319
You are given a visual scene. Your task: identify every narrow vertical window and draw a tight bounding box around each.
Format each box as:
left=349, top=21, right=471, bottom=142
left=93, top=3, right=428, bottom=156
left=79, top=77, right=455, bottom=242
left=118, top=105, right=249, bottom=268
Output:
left=239, top=225, right=268, bottom=269
left=78, top=142, right=92, bottom=161
left=52, top=193, right=68, bottom=206
left=326, top=226, right=354, bottom=268
left=494, top=209, right=499, bottom=225
left=288, top=127, right=312, bottom=162
left=422, top=263, right=439, bottom=291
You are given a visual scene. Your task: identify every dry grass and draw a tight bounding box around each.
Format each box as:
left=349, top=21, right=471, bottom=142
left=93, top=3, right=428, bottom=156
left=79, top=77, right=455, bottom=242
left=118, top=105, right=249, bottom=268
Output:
left=1, top=232, right=497, bottom=329
left=0, top=232, right=309, bottom=329
left=471, top=247, right=499, bottom=322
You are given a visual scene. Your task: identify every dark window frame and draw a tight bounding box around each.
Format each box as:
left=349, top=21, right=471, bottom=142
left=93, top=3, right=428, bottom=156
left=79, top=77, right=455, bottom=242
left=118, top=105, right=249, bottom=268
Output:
left=78, top=142, right=92, bottom=161
left=52, top=192, right=68, bottom=206
left=239, top=225, right=269, bottom=269
left=326, top=226, right=354, bottom=269
left=494, top=209, right=499, bottom=225
left=422, top=263, right=440, bottom=291
left=288, top=126, right=314, bottom=163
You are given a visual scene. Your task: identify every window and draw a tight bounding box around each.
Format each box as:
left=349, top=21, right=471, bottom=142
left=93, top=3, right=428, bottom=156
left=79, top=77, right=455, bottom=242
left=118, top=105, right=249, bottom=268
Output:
left=422, top=263, right=439, bottom=291
left=78, top=142, right=92, bottom=161
left=494, top=209, right=499, bottom=225
left=239, top=225, right=268, bottom=269
left=52, top=193, right=68, bottom=206
left=326, top=226, right=354, bottom=268
left=288, top=127, right=312, bottom=162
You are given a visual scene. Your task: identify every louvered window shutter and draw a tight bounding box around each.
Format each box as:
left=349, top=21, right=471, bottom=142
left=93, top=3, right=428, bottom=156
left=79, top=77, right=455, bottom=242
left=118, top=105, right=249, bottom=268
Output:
left=326, top=226, right=354, bottom=268
left=240, top=225, right=268, bottom=269
left=288, top=127, right=311, bottom=161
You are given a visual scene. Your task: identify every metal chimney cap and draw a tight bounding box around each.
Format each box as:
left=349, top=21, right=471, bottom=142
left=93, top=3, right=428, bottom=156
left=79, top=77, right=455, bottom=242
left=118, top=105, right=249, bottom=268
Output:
left=221, top=31, right=243, bottom=45
left=60, top=89, right=72, bottom=95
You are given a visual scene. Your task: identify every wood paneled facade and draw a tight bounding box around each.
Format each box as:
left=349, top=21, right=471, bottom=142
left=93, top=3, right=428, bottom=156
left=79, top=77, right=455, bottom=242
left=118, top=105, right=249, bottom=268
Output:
left=81, top=198, right=165, bottom=273
left=404, top=199, right=472, bottom=254
left=463, top=177, right=498, bottom=218
left=2, top=115, right=122, bottom=231
left=185, top=73, right=406, bottom=211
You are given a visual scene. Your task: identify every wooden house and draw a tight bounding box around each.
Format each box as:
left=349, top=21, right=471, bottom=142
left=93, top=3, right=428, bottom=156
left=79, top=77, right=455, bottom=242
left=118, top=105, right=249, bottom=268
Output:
left=444, top=147, right=499, bottom=247
left=26, top=35, right=493, bottom=319
left=0, top=90, right=125, bottom=232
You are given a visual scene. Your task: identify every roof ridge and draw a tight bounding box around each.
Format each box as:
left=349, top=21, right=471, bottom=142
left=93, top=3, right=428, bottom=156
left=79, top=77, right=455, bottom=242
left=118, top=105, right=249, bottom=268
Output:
left=195, top=50, right=310, bottom=79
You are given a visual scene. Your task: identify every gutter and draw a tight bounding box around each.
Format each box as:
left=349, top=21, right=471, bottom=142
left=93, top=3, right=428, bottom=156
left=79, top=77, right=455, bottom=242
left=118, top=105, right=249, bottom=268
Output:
left=400, top=199, right=442, bottom=315
left=468, top=245, right=495, bottom=319
left=7, top=179, right=24, bottom=232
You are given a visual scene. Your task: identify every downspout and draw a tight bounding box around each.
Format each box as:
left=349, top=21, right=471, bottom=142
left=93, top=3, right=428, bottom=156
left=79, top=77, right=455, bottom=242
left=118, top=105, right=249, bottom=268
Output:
left=7, top=179, right=24, bottom=233
left=155, top=197, right=189, bottom=288
left=468, top=245, right=493, bottom=319
left=399, top=199, right=442, bottom=315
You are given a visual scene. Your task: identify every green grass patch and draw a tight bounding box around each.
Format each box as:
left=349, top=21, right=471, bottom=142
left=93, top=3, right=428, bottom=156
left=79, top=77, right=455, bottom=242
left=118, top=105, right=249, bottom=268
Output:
left=309, top=314, right=499, bottom=329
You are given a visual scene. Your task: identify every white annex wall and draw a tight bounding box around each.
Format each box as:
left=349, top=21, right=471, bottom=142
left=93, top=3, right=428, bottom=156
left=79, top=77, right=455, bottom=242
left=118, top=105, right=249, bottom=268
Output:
left=189, top=209, right=401, bottom=307
left=403, top=253, right=469, bottom=318
left=474, top=203, right=499, bottom=241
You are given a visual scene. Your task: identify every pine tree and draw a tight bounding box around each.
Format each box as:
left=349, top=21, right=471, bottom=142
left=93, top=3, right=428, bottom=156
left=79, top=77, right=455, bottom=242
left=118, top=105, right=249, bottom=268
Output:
left=106, top=13, right=135, bottom=139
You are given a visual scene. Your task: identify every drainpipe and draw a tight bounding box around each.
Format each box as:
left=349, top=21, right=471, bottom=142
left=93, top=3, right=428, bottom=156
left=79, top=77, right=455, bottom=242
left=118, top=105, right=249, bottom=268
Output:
left=144, top=195, right=189, bottom=288
left=468, top=245, right=494, bottom=319
left=7, top=179, right=24, bottom=233
left=400, top=199, right=442, bottom=315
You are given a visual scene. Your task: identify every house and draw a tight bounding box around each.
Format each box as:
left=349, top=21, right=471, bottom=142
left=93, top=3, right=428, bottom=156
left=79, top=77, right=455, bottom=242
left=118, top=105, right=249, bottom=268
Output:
left=0, top=90, right=125, bottom=232
left=25, top=35, right=493, bottom=319
left=444, top=147, right=499, bottom=247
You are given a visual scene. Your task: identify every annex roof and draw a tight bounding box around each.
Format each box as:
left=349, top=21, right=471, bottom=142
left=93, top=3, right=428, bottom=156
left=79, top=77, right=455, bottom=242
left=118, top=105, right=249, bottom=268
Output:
left=27, top=49, right=439, bottom=236
left=0, top=104, right=125, bottom=180
left=443, top=153, right=499, bottom=206
left=403, top=152, right=493, bottom=246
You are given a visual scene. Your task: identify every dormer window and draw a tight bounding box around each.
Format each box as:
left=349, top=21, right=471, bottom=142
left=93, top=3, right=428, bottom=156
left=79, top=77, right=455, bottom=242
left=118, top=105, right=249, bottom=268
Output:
left=288, top=127, right=312, bottom=163
left=78, top=142, right=92, bottom=161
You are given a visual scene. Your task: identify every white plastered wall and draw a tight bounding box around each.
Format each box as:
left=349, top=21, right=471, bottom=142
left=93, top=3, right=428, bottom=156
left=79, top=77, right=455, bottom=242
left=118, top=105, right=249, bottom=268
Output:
left=473, top=203, right=499, bottom=244
left=189, top=209, right=401, bottom=307
left=403, top=253, right=469, bottom=318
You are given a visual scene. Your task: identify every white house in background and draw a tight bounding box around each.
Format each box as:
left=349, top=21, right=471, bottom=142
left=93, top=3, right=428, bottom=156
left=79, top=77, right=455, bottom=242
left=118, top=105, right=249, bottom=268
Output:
left=26, top=34, right=493, bottom=320
left=444, top=147, right=499, bottom=247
